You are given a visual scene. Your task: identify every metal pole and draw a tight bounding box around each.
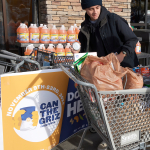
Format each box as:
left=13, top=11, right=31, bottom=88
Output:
left=2, top=0, right=9, bottom=51
left=145, top=0, right=148, bottom=29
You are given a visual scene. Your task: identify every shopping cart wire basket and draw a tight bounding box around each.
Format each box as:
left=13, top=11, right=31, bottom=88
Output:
left=59, top=64, right=150, bottom=150
left=0, top=50, right=41, bottom=73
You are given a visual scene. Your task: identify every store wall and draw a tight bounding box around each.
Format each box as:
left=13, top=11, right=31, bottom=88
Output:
left=39, top=0, right=132, bottom=29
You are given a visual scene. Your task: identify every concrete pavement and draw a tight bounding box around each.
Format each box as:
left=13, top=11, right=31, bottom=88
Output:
left=52, top=130, right=103, bottom=150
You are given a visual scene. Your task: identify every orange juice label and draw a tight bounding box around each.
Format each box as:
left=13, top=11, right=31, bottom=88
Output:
left=58, top=34, right=66, bottom=42
left=50, top=34, right=58, bottom=42
left=57, top=52, right=65, bottom=56
left=66, top=52, right=73, bottom=56
left=41, top=33, right=50, bottom=42
left=30, top=33, right=39, bottom=42
left=19, top=33, right=29, bottom=41
left=136, top=46, right=141, bottom=53
left=68, top=34, right=76, bottom=42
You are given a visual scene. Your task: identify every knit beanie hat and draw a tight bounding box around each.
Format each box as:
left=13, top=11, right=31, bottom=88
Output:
left=81, top=0, right=102, bottom=9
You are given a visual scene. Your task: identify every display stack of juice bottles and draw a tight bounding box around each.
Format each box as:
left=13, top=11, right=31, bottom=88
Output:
left=20, top=23, right=81, bottom=66
left=17, top=23, right=80, bottom=44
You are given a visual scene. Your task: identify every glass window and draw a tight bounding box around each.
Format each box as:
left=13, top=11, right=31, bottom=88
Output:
left=147, top=1, right=150, bottom=29
left=0, top=0, right=5, bottom=49
left=5, top=0, right=33, bottom=50
left=131, top=0, right=146, bottom=24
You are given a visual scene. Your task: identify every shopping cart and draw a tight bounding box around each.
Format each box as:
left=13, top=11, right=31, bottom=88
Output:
left=59, top=64, right=150, bottom=150
left=0, top=50, right=41, bottom=73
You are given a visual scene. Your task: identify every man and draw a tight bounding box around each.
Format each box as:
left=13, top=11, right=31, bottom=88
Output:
left=75, top=0, right=139, bottom=68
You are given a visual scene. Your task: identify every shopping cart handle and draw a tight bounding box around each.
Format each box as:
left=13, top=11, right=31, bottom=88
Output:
left=0, top=53, right=20, bottom=61
left=14, top=60, right=25, bottom=72
left=0, top=50, right=22, bottom=58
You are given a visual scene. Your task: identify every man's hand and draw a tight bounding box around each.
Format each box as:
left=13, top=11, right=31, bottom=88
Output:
left=116, top=52, right=126, bottom=63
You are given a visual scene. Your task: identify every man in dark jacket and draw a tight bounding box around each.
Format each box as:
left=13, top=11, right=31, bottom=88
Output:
left=76, top=0, right=139, bottom=68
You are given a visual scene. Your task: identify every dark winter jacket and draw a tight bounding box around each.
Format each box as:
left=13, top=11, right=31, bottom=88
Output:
left=78, top=6, right=139, bottom=68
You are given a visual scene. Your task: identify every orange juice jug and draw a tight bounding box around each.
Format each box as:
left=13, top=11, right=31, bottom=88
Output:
left=135, top=41, right=141, bottom=54
left=76, top=26, right=80, bottom=42
left=24, top=44, right=34, bottom=56
left=67, top=26, right=76, bottom=43
left=58, top=25, right=67, bottom=43
left=73, top=24, right=77, bottom=41
left=65, top=43, right=73, bottom=56
left=29, top=24, right=39, bottom=43
left=16, top=23, right=23, bottom=42
left=38, top=44, right=45, bottom=51
left=50, top=25, right=58, bottom=44
left=40, top=25, right=50, bottom=43
left=47, top=44, right=56, bottom=53
left=56, top=43, right=65, bottom=56
left=18, top=24, right=29, bottom=43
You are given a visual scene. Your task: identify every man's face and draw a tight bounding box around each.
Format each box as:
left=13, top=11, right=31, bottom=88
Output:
left=85, top=5, right=101, bottom=21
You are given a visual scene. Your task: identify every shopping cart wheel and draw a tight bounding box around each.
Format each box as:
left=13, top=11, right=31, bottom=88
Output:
left=97, top=142, right=108, bottom=150
left=89, top=127, right=96, bottom=133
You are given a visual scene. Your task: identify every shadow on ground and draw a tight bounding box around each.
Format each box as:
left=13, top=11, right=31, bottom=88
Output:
left=52, top=129, right=103, bottom=150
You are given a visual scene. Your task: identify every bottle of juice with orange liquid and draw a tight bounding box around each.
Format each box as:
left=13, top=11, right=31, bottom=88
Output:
left=16, top=23, right=23, bottom=42
left=135, top=41, right=141, bottom=54
left=67, top=26, right=76, bottom=43
left=40, top=25, right=50, bottom=43
left=65, top=43, right=73, bottom=56
left=47, top=44, right=55, bottom=53
left=50, top=25, right=58, bottom=44
left=58, top=25, right=67, bottom=43
left=24, top=44, right=35, bottom=56
left=75, top=26, right=80, bottom=42
left=38, top=44, right=45, bottom=51
left=29, top=24, right=39, bottom=43
left=56, top=43, right=65, bottom=56
left=18, top=24, right=29, bottom=43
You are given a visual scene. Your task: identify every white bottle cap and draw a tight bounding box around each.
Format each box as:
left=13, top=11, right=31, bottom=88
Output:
left=72, top=42, right=80, bottom=51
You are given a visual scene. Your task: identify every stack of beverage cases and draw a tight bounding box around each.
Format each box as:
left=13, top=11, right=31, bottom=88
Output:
left=16, top=23, right=80, bottom=57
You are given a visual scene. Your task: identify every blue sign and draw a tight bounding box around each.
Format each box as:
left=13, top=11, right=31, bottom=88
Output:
left=59, top=79, right=88, bottom=143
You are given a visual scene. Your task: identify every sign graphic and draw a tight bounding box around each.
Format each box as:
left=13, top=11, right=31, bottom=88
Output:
left=1, top=69, right=88, bottom=150
left=1, top=69, right=69, bottom=150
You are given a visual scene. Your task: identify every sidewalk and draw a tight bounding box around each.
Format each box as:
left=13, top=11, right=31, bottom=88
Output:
left=52, top=130, right=103, bottom=150
left=0, top=105, right=102, bottom=150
